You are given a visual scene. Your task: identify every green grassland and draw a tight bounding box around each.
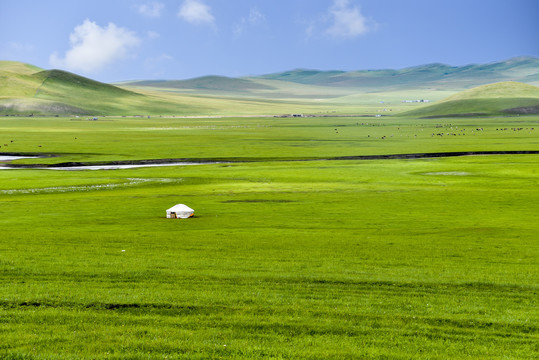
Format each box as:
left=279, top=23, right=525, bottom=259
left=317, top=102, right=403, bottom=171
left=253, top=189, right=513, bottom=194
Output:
left=1, top=115, right=538, bottom=165
left=0, top=111, right=538, bottom=358
left=405, top=82, right=539, bottom=118
left=1, top=156, right=538, bottom=359
left=1, top=58, right=538, bottom=359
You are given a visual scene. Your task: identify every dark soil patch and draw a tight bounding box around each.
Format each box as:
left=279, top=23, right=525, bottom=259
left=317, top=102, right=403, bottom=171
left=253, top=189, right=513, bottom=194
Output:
left=420, top=113, right=488, bottom=119
left=502, top=105, right=539, bottom=114
left=327, top=151, right=539, bottom=161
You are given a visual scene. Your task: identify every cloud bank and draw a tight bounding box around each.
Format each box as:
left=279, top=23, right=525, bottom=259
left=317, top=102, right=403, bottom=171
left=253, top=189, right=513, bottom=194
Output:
left=326, top=0, right=371, bottom=38
left=50, top=20, right=140, bottom=73
left=178, top=0, right=215, bottom=25
left=234, top=8, right=265, bottom=36
left=136, top=2, right=164, bottom=18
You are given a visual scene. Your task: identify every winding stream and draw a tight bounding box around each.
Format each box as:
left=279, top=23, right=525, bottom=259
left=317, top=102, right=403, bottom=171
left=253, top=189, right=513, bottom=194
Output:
left=1, top=151, right=538, bottom=170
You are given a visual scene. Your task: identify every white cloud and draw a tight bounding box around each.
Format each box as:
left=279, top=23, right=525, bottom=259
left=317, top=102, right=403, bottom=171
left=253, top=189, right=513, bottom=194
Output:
left=136, top=2, right=164, bottom=18
left=178, top=0, right=215, bottom=25
left=49, top=19, right=140, bottom=73
left=326, top=0, right=371, bottom=38
left=145, top=53, right=174, bottom=66
left=303, top=20, right=317, bottom=40
left=147, top=31, right=160, bottom=39
left=233, top=8, right=265, bottom=36
left=248, top=8, right=264, bottom=24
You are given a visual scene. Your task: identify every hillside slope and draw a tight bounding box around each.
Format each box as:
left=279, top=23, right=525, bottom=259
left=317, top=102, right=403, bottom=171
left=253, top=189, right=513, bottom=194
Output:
left=29, top=69, right=143, bottom=114
left=0, top=62, right=45, bottom=98
left=255, top=57, right=539, bottom=90
left=0, top=61, right=43, bottom=75
left=122, top=57, right=539, bottom=100
left=2, top=57, right=538, bottom=116
left=128, top=75, right=275, bottom=93
left=0, top=62, right=346, bottom=116
left=0, top=65, right=197, bottom=115
left=404, top=81, right=539, bottom=118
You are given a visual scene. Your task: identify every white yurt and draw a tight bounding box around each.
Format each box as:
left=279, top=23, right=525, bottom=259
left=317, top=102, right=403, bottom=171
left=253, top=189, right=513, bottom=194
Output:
left=166, top=204, right=195, bottom=219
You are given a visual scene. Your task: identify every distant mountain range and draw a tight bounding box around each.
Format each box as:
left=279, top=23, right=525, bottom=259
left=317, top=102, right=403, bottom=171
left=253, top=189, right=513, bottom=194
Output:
left=126, top=56, right=539, bottom=93
left=1, top=57, right=538, bottom=115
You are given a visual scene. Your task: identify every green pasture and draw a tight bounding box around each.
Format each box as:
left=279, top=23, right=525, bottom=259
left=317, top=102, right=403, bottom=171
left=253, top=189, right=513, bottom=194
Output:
left=0, top=114, right=538, bottom=358
left=405, top=82, right=539, bottom=118
left=1, top=115, right=538, bottom=165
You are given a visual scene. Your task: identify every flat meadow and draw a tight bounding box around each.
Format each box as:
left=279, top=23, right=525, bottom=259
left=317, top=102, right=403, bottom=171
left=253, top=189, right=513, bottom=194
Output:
left=0, top=114, right=538, bottom=359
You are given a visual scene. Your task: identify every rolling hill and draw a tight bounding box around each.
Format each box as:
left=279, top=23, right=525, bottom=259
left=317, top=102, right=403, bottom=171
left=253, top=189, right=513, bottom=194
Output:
left=121, top=56, right=539, bottom=103
left=0, top=61, right=45, bottom=98
left=0, top=64, right=142, bottom=115
left=0, top=60, right=43, bottom=75
left=1, top=56, right=538, bottom=116
left=255, top=56, right=539, bottom=90
left=0, top=62, right=347, bottom=116
left=404, top=81, right=539, bottom=118
left=0, top=64, right=208, bottom=115
left=127, top=75, right=275, bottom=92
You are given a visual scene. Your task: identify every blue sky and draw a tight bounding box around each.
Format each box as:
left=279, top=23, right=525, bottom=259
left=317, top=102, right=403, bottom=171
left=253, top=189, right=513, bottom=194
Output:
left=1, top=0, right=538, bottom=82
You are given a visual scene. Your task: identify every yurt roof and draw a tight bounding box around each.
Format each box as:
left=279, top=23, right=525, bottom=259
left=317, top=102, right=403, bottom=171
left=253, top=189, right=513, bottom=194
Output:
left=166, top=204, right=194, bottom=212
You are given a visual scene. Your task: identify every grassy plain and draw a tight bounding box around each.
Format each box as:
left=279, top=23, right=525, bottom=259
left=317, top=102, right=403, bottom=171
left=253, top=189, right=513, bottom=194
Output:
left=2, top=115, right=539, bottom=164
left=0, top=114, right=538, bottom=359
left=406, top=82, right=539, bottom=118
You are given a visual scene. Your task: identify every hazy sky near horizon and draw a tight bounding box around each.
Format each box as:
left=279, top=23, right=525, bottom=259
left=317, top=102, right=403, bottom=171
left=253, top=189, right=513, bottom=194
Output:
left=1, top=0, right=538, bottom=82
